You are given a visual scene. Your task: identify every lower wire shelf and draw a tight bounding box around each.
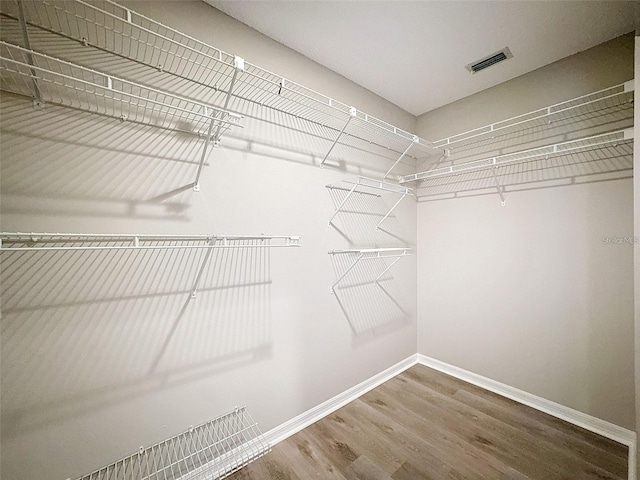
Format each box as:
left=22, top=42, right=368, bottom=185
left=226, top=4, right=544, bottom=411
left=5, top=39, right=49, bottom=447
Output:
left=328, top=247, right=412, bottom=294
left=74, top=406, right=269, bottom=480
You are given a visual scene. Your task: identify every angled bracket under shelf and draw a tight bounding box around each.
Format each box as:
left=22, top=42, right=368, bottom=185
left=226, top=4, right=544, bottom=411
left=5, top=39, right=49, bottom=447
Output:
left=186, top=234, right=302, bottom=299
left=328, top=247, right=411, bottom=294
left=383, top=135, right=420, bottom=180
left=15, top=0, right=42, bottom=107
left=327, top=176, right=414, bottom=230
left=490, top=168, right=506, bottom=207
left=194, top=55, right=246, bottom=192
left=320, top=107, right=357, bottom=166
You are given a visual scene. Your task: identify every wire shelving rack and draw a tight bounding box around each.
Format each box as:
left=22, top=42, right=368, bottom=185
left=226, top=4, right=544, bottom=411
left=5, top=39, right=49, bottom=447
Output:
left=403, top=80, right=635, bottom=204
left=431, top=81, right=634, bottom=151
left=0, top=40, right=243, bottom=190
left=0, top=232, right=300, bottom=251
left=0, top=0, right=439, bottom=169
left=328, top=247, right=412, bottom=294
left=401, top=128, right=635, bottom=183
left=73, top=406, right=269, bottom=480
left=326, top=176, right=414, bottom=230
left=1, top=232, right=301, bottom=299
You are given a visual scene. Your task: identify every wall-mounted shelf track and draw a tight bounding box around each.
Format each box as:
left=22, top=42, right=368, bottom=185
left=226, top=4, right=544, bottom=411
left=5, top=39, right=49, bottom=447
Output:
left=327, top=176, right=414, bottom=230
left=0, top=0, right=439, bottom=167
left=328, top=247, right=412, bottom=294
left=431, top=81, right=634, bottom=152
left=401, top=128, right=634, bottom=183
left=74, top=406, right=269, bottom=480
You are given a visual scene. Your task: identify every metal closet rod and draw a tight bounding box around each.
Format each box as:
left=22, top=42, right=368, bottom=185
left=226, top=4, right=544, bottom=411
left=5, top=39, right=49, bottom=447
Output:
left=401, top=128, right=634, bottom=183
left=0, top=232, right=301, bottom=251
left=432, top=81, right=634, bottom=149
left=7, top=0, right=437, bottom=156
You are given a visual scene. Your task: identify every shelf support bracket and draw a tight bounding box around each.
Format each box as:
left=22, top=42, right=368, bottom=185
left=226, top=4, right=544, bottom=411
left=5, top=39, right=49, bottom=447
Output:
left=374, top=255, right=404, bottom=283
left=376, top=192, right=408, bottom=230
left=328, top=181, right=360, bottom=226
left=331, top=252, right=363, bottom=294
left=321, top=107, right=357, bottom=166
left=16, top=0, right=43, bottom=108
left=212, top=56, right=244, bottom=144
left=384, top=136, right=418, bottom=180
left=190, top=238, right=217, bottom=299
left=491, top=163, right=506, bottom=207
left=193, top=111, right=218, bottom=192
left=193, top=57, right=244, bottom=191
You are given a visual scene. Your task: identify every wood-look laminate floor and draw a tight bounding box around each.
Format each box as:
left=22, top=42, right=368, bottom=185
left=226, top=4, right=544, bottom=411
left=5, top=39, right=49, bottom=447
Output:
left=229, top=365, right=628, bottom=480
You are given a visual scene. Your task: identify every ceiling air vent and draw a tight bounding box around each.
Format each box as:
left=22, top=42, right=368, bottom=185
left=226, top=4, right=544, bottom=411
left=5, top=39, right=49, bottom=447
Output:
left=466, top=47, right=513, bottom=74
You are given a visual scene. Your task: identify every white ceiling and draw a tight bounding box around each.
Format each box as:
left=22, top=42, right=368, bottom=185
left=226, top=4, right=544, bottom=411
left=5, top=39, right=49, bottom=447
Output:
left=205, top=1, right=636, bottom=116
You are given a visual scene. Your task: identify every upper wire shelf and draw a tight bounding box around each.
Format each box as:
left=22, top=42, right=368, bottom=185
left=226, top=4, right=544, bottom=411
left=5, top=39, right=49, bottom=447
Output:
left=0, top=0, right=439, bottom=163
left=0, top=41, right=242, bottom=138
left=431, top=81, right=635, bottom=151
left=0, top=232, right=301, bottom=251
left=401, top=128, right=635, bottom=183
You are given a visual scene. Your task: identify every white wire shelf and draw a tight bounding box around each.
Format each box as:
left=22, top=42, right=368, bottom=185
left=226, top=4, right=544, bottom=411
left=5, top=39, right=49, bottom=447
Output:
left=329, top=247, right=412, bottom=256
left=0, top=41, right=241, bottom=138
left=0, top=232, right=301, bottom=251
left=400, top=128, right=635, bottom=183
left=74, top=406, right=269, bottom=480
left=326, top=176, right=414, bottom=230
left=328, top=247, right=412, bottom=294
left=1, top=232, right=300, bottom=299
left=431, top=81, right=635, bottom=150
left=0, top=0, right=439, bottom=165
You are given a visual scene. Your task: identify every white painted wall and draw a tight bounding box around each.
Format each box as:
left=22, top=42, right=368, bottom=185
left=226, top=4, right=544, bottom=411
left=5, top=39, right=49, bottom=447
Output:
left=416, top=34, right=636, bottom=430
left=0, top=2, right=418, bottom=479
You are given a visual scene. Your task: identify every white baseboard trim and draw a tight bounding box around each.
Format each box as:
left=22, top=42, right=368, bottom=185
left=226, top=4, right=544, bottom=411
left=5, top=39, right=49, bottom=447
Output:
left=260, top=353, right=636, bottom=480
left=263, top=354, right=418, bottom=446
left=417, top=354, right=637, bottom=480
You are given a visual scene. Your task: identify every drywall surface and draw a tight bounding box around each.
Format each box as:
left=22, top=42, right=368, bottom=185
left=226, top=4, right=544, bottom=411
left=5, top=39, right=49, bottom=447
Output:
left=416, top=34, right=635, bottom=429
left=0, top=2, right=418, bottom=479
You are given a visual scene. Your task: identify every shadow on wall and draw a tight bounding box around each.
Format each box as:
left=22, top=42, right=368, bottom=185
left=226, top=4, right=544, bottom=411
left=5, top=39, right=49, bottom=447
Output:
left=329, top=253, right=410, bottom=339
left=326, top=183, right=413, bottom=247
left=0, top=241, right=272, bottom=439
left=0, top=9, right=424, bottom=180
left=414, top=88, right=634, bottom=204
left=0, top=95, right=205, bottom=219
